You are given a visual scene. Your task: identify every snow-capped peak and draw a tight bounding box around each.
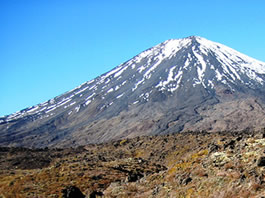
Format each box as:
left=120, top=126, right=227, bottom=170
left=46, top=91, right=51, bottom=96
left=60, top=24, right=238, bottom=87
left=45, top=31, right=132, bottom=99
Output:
left=124, top=36, right=265, bottom=93
left=2, top=36, right=265, bottom=148
left=128, top=37, right=192, bottom=67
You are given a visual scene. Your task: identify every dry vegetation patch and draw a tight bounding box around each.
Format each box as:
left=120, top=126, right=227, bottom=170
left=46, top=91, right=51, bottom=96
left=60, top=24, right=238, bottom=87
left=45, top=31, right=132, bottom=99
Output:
left=1, top=130, right=265, bottom=197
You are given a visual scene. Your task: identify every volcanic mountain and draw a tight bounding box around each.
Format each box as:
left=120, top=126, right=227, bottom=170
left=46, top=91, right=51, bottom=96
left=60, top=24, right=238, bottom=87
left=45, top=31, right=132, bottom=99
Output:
left=1, top=36, right=265, bottom=148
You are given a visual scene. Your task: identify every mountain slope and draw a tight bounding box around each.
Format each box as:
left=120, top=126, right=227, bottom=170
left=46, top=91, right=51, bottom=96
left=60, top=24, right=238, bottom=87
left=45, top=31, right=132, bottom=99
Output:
left=1, top=36, right=265, bottom=148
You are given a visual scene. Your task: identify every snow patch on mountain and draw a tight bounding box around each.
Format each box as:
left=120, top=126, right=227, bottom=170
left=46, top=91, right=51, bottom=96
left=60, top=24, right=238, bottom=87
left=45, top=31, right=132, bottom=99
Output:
left=193, top=49, right=207, bottom=87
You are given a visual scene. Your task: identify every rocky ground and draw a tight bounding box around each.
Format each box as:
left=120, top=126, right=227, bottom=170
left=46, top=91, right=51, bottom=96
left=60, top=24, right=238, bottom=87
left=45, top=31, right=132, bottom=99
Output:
left=1, top=130, right=265, bottom=197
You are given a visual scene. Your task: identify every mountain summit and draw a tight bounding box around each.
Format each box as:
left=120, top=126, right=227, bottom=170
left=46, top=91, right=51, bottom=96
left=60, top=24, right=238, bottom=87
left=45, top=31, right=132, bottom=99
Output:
left=1, top=36, right=265, bottom=148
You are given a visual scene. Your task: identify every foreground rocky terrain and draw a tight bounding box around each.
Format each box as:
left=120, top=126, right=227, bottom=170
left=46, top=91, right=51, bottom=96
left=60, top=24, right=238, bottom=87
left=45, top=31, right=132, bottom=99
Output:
left=1, top=130, right=265, bottom=197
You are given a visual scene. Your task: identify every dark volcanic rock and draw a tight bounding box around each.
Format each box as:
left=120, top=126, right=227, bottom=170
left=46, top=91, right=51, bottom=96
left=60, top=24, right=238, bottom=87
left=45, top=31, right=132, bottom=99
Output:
left=127, top=171, right=144, bottom=182
left=0, top=147, right=85, bottom=170
left=62, top=186, right=85, bottom=198
left=257, top=157, right=265, bottom=167
left=89, top=191, right=103, bottom=198
left=224, top=140, right=236, bottom=149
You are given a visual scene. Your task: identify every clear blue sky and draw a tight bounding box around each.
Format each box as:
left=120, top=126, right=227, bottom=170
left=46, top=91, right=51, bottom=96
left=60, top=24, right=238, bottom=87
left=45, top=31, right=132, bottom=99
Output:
left=1, top=0, right=265, bottom=116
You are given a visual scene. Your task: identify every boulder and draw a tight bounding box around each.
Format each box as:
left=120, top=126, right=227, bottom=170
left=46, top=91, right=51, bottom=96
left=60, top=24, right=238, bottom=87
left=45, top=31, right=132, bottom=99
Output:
left=257, top=157, right=265, bottom=167
left=61, top=185, right=85, bottom=198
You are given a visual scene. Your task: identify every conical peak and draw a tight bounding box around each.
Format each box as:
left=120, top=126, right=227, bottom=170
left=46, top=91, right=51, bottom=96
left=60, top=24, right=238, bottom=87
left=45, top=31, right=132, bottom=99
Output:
left=2, top=35, right=265, bottom=129
left=186, top=35, right=202, bottom=40
left=145, top=36, right=205, bottom=60
left=130, top=35, right=265, bottom=92
left=164, top=35, right=202, bottom=42
left=184, top=36, right=215, bottom=48
left=127, top=35, right=265, bottom=80
left=160, top=36, right=207, bottom=51
left=126, top=36, right=206, bottom=67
